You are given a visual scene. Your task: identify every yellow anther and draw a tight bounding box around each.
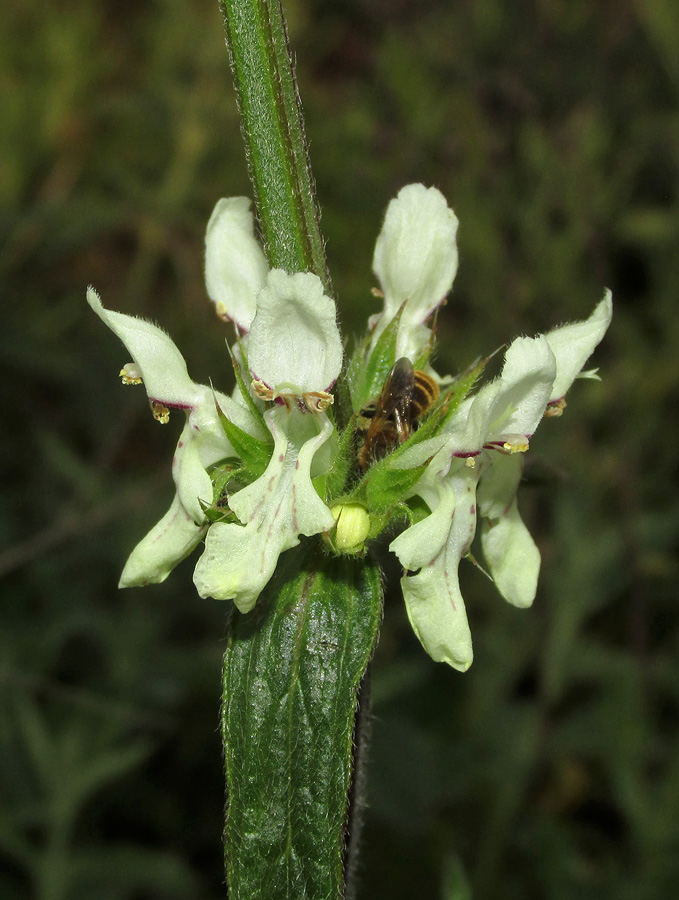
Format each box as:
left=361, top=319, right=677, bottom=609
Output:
left=303, top=391, right=333, bottom=412
left=120, top=363, right=142, bottom=385
left=150, top=400, right=170, bottom=424
left=501, top=438, right=529, bottom=454
left=252, top=379, right=274, bottom=402
left=544, top=397, right=567, bottom=418
left=214, top=301, right=230, bottom=322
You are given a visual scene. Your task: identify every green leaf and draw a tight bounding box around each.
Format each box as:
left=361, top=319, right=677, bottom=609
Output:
left=347, top=301, right=405, bottom=413
left=215, top=396, right=273, bottom=479
left=406, top=494, right=433, bottom=526
left=332, top=360, right=355, bottom=431
left=222, top=543, right=382, bottom=900
left=323, top=420, right=355, bottom=501
left=344, top=330, right=371, bottom=413
left=366, top=502, right=413, bottom=541
left=201, top=459, right=244, bottom=523
left=219, top=0, right=331, bottom=290
left=365, top=456, right=433, bottom=514
left=226, top=339, right=267, bottom=433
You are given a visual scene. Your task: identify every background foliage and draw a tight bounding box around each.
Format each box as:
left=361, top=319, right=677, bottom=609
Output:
left=1, top=0, right=678, bottom=897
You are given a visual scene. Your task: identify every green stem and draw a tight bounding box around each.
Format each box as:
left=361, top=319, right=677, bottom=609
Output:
left=218, top=0, right=332, bottom=292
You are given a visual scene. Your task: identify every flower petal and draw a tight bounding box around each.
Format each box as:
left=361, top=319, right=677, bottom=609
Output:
left=390, top=468, right=457, bottom=569
left=87, top=287, right=202, bottom=408
left=193, top=407, right=335, bottom=611
left=204, top=197, right=269, bottom=332
left=172, top=420, right=216, bottom=524
left=487, top=335, right=556, bottom=438
left=391, top=463, right=479, bottom=670
left=443, top=385, right=501, bottom=453
left=174, top=386, right=268, bottom=524
left=400, top=566, right=473, bottom=671
left=480, top=497, right=540, bottom=608
left=119, top=493, right=207, bottom=588
left=191, top=385, right=265, bottom=468
left=248, top=270, right=343, bottom=394
left=228, top=407, right=334, bottom=535
left=545, top=290, right=613, bottom=401
left=372, top=184, right=459, bottom=358
left=477, top=453, right=540, bottom=607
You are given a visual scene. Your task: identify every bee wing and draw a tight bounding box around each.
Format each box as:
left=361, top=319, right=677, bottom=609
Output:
left=366, top=357, right=415, bottom=443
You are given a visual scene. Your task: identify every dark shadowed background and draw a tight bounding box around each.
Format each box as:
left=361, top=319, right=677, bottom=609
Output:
left=2, top=1, right=678, bottom=898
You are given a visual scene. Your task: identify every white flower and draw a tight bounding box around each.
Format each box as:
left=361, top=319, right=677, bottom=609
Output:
left=87, top=287, right=263, bottom=587
left=193, top=269, right=343, bottom=613
left=91, top=197, right=343, bottom=613
left=390, top=292, right=612, bottom=670
left=370, top=183, right=459, bottom=361
left=478, top=291, right=613, bottom=606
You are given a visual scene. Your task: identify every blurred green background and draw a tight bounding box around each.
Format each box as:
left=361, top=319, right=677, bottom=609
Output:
left=2, top=0, right=678, bottom=897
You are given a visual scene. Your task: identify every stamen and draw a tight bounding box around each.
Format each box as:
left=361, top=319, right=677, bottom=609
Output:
left=484, top=436, right=530, bottom=454
left=252, top=379, right=274, bottom=402
left=500, top=437, right=529, bottom=454
left=214, top=301, right=231, bottom=322
left=303, top=391, right=333, bottom=413
left=544, top=397, right=567, bottom=418
left=120, top=363, right=142, bottom=385
left=150, top=400, right=170, bottom=424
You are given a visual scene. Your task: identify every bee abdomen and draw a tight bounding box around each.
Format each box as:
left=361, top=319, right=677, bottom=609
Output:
left=411, top=371, right=440, bottom=422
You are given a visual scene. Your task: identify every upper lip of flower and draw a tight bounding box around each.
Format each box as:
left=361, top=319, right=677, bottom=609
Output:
left=246, top=268, right=343, bottom=397
left=370, top=183, right=460, bottom=362
left=204, top=196, right=269, bottom=333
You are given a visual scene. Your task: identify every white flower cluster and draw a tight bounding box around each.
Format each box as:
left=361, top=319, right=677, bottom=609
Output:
left=88, top=205, right=342, bottom=613
left=89, top=184, right=611, bottom=670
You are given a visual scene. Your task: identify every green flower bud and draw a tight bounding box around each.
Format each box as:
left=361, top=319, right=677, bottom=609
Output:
left=328, top=504, right=370, bottom=554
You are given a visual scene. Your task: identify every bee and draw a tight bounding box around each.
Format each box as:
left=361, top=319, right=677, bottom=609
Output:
left=357, top=357, right=439, bottom=471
